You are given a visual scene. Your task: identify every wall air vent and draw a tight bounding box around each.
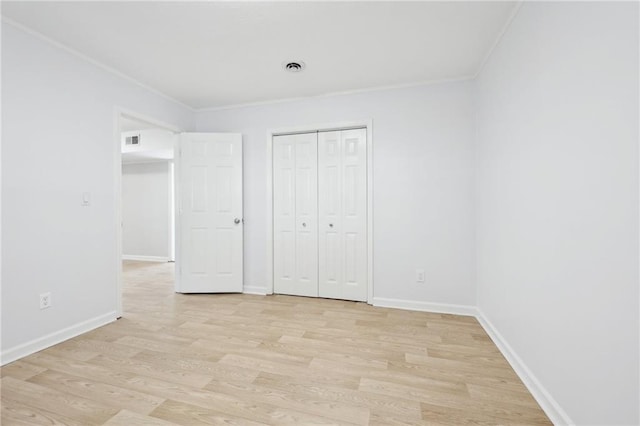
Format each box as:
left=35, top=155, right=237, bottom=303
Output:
left=283, top=61, right=305, bottom=72
left=125, top=135, right=140, bottom=145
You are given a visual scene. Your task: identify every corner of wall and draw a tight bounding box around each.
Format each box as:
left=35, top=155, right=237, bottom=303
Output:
left=475, top=309, right=574, bottom=426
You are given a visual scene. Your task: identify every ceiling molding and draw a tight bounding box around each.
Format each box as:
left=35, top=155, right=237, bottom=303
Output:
left=195, top=75, right=475, bottom=113
left=117, top=107, right=183, bottom=133
left=473, top=0, right=524, bottom=79
left=2, top=17, right=195, bottom=112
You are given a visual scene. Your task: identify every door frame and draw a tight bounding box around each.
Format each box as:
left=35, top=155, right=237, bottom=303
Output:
left=113, top=107, right=182, bottom=317
left=265, top=120, right=374, bottom=303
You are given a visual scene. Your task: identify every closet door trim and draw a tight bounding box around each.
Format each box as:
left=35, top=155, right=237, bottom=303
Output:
left=266, top=120, right=373, bottom=303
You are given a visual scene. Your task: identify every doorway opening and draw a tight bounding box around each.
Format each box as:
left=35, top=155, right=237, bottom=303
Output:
left=114, top=109, right=182, bottom=317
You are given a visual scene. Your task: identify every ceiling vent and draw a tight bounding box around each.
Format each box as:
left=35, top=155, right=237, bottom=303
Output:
left=125, top=134, right=140, bottom=145
left=283, top=61, right=305, bottom=72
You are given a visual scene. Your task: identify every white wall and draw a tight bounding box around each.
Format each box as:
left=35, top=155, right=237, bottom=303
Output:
left=122, top=162, right=172, bottom=261
left=196, top=81, right=477, bottom=308
left=1, top=22, right=193, bottom=363
left=475, top=3, right=639, bottom=425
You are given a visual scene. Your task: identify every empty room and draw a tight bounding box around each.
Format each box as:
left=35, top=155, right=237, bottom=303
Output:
left=1, top=1, right=638, bottom=425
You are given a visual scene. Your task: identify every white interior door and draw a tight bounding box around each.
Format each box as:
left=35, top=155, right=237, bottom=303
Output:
left=273, top=133, right=318, bottom=297
left=176, top=132, right=243, bottom=293
left=318, top=129, right=367, bottom=302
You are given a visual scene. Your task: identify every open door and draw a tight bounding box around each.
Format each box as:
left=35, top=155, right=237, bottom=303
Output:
left=175, top=133, right=243, bottom=293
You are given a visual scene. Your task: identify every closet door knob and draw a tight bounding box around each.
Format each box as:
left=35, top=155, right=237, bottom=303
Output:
left=302, top=222, right=307, bottom=227
left=329, top=223, right=334, bottom=228
left=234, top=218, right=241, bottom=224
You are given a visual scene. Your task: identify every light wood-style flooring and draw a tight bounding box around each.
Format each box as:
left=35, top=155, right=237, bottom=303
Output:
left=1, top=261, right=551, bottom=425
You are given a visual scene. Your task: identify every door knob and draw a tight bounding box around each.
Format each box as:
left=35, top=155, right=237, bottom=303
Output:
left=234, top=218, right=241, bottom=224
left=329, top=223, right=334, bottom=228
left=302, top=222, right=307, bottom=227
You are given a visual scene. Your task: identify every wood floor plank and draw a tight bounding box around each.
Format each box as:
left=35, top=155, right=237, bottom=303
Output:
left=0, top=260, right=551, bottom=425
left=27, top=369, right=165, bottom=415
left=54, top=337, right=145, bottom=358
left=18, top=352, right=137, bottom=387
left=103, top=409, right=180, bottom=426
left=219, top=353, right=360, bottom=390
left=361, top=378, right=550, bottom=424
left=420, top=401, right=534, bottom=426
left=0, top=360, right=47, bottom=380
left=467, top=382, right=541, bottom=407
left=265, top=408, right=360, bottom=425
left=403, top=352, right=521, bottom=380
left=112, top=335, right=196, bottom=355
left=369, top=411, right=442, bottom=426
left=189, top=318, right=308, bottom=341
left=202, top=378, right=371, bottom=425
left=254, top=371, right=423, bottom=420
left=1, top=396, right=83, bottom=426
left=115, top=373, right=291, bottom=424
left=1, top=376, right=118, bottom=424
left=88, top=352, right=213, bottom=388
left=275, top=334, right=404, bottom=364
left=132, top=349, right=260, bottom=383
left=420, top=401, right=552, bottom=425
left=301, top=330, right=432, bottom=355
left=149, top=399, right=268, bottom=425
left=388, top=358, right=528, bottom=393
left=266, top=337, right=392, bottom=370
left=41, top=342, right=102, bottom=362
left=358, top=376, right=469, bottom=403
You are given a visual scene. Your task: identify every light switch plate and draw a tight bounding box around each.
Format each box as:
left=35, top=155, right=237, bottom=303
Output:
left=39, top=292, right=52, bottom=309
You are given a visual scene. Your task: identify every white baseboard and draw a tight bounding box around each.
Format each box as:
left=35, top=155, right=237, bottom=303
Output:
left=243, top=285, right=268, bottom=295
left=371, top=297, right=477, bottom=317
left=122, top=255, right=170, bottom=262
left=476, top=309, right=573, bottom=426
left=0, top=311, right=117, bottom=366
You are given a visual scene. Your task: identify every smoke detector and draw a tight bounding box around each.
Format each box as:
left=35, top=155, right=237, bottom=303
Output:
left=283, top=61, right=305, bottom=73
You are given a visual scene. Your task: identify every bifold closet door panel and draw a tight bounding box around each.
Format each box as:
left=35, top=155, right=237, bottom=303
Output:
left=318, top=131, right=343, bottom=298
left=294, top=135, right=319, bottom=295
left=273, top=133, right=318, bottom=297
left=318, top=129, right=367, bottom=302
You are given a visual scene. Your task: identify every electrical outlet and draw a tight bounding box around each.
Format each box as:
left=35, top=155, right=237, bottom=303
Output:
left=416, top=269, right=425, bottom=283
left=39, top=292, right=52, bottom=310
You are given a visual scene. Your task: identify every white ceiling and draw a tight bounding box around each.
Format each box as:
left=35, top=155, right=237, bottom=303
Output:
left=2, top=1, right=518, bottom=110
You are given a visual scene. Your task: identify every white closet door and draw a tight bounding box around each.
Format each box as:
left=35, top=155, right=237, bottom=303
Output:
left=318, top=131, right=342, bottom=298
left=177, top=132, right=243, bottom=293
left=318, top=129, right=367, bottom=302
left=273, top=133, right=318, bottom=297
